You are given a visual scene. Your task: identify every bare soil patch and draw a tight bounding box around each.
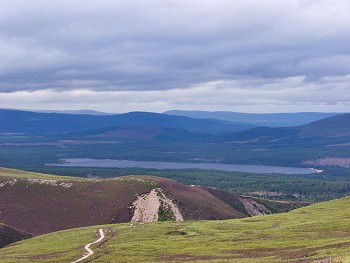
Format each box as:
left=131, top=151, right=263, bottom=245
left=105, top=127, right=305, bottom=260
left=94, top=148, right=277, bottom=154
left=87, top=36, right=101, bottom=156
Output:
left=130, top=188, right=183, bottom=222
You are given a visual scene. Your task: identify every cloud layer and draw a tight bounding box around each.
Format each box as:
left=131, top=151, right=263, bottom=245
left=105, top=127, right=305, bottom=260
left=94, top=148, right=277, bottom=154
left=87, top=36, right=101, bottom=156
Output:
left=0, top=0, right=349, bottom=111
left=2, top=75, right=349, bottom=113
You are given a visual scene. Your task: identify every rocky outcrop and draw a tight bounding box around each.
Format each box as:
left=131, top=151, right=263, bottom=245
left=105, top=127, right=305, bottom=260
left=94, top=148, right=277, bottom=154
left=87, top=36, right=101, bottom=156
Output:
left=130, top=188, right=183, bottom=222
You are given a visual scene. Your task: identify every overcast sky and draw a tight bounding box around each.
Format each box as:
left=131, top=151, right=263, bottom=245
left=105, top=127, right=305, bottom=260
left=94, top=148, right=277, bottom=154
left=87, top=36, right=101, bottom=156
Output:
left=1, top=0, right=349, bottom=113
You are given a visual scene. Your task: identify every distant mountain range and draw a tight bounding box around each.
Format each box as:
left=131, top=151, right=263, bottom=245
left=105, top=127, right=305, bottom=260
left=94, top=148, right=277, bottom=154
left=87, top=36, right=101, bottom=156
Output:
left=165, top=110, right=340, bottom=127
left=1, top=109, right=349, bottom=144
left=0, top=109, right=254, bottom=135
left=36, top=109, right=115, bottom=115
left=79, top=125, right=209, bottom=142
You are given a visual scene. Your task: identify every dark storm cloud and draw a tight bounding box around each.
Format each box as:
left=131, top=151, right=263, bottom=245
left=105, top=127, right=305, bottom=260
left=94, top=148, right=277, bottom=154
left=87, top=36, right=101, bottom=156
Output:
left=1, top=0, right=350, bottom=93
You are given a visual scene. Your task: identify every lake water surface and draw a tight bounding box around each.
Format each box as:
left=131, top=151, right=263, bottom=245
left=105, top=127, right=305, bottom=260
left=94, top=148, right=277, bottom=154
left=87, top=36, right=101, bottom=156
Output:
left=52, top=158, right=322, bottom=175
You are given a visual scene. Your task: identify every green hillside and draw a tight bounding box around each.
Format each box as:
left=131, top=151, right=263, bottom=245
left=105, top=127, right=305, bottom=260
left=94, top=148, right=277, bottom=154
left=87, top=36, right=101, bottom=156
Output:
left=1, top=195, right=349, bottom=262
left=0, top=167, right=76, bottom=180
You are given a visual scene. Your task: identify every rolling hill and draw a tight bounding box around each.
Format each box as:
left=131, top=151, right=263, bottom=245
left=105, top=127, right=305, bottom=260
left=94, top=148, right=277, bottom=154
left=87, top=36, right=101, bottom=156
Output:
left=214, top=113, right=350, bottom=144
left=298, top=113, right=350, bottom=138
left=0, top=167, right=300, bottom=236
left=75, top=125, right=210, bottom=142
left=1, top=193, right=349, bottom=262
left=165, top=110, right=339, bottom=127
left=0, top=109, right=254, bottom=135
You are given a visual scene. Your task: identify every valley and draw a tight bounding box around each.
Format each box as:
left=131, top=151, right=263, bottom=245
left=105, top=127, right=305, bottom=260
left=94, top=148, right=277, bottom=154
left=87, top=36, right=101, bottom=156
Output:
left=1, top=109, right=350, bottom=263
left=1, top=110, right=349, bottom=202
left=2, top=1, right=349, bottom=262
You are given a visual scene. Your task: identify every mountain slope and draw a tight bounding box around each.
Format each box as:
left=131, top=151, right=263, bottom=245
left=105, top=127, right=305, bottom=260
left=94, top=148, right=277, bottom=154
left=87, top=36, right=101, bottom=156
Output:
left=0, top=109, right=254, bottom=135
left=1, top=195, right=349, bottom=262
left=77, top=125, right=210, bottom=142
left=165, top=110, right=339, bottom=127
left=0, top=167, right=293, bottom=235
left=298, top=113, right=350, bottom=138
left=215, top=113, right=350, bottom=144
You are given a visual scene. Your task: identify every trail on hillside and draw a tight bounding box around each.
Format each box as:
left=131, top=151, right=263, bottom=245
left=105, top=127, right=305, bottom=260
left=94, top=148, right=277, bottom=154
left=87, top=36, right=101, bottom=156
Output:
left=71, top=229, right=105, bottom=263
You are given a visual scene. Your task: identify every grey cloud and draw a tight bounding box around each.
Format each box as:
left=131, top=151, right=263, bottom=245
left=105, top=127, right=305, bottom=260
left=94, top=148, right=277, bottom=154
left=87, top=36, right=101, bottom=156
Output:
left=0, top=0, right=350, bottom=93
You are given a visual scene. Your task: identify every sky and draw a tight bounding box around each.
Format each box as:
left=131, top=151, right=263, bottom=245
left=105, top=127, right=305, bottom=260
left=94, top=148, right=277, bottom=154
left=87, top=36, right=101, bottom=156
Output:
left=1, top=0, right=349, bottom=113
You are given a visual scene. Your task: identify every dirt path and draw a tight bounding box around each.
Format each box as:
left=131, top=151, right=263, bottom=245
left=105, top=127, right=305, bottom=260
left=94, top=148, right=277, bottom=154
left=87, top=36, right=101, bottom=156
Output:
left=71, top=229, right=105, bottom=263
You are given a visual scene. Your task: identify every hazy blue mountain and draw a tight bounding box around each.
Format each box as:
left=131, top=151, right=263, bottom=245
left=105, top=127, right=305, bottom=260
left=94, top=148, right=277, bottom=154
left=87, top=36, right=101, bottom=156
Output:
left=36, top=109, right=115, bottom=115
left=214, top=113, right=350, bottom=144
left=298, top=113, right=350, bottom=138
left=0, top=109, right=254, bottom=135
left=73, top=125, right=211, bottom=142
left=165, top=110, right=340, bottom=127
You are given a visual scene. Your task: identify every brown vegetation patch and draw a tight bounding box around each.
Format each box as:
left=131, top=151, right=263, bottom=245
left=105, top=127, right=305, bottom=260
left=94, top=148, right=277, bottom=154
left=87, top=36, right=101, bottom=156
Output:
left=0, top=177, right=153, bottom=234
left=151, top=177, right=245, bottom=220
left=0, top=174, right=264, bottom=236
left=205, top=188, right=248, bottom=216
left=304, top=158, right=350, bottom=168
left=160, top=254, right=233, bottom=262
left=1, top=173, right=263, bottom=235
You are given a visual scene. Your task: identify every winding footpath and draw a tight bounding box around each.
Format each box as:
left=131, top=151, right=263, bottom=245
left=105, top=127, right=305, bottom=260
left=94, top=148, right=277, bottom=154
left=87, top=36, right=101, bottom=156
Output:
left=71, top=229, right=105, bottom=263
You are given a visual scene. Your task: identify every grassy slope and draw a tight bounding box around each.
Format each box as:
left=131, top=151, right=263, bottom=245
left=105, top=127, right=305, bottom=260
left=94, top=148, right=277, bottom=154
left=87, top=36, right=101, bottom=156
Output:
left=0, top=167, right=80, bottom=180
left=1, top=196, right=349, bottom=262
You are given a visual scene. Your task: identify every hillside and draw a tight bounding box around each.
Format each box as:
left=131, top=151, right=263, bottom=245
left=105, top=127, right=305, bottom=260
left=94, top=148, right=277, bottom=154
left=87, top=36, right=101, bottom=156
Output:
left=165, top=110, right=339, bottom=127
left=0, top=195, right=349, bottom=262
left=0, top=168, right=298, bottom=235
left=76, top=125, right=209, bottom=142
left=0, top=109, right=254, bottom=135
left=0, top=224, right=32, bottom=248
left=298, top=113, right=350, bottom=138
left=215, top=113, right=350, bottom=144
